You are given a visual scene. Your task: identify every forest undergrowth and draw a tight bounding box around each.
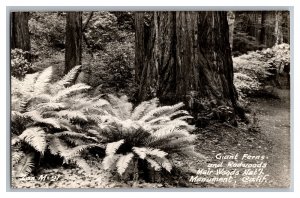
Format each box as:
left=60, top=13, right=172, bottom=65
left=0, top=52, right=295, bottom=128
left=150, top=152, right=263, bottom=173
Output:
left=12, top=88, right=290, bottom=188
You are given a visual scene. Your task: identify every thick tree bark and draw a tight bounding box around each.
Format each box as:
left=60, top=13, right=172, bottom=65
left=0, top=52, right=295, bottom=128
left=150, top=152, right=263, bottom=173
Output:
left=11, top=12, right=31, bottom=61
left=65, top=12, right=82, bottom=74
left=134, top=12, right=146, bottom=85
left=135, top=11, right=244, bottom=121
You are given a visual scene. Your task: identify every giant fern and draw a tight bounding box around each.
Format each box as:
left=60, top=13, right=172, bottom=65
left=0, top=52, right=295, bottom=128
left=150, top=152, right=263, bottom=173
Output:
left=89, top=95, right=204, bottom=181
left=11, top=66, right=103, bottom=177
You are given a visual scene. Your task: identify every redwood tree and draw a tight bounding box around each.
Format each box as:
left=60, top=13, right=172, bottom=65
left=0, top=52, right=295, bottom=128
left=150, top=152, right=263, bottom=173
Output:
left=65, top=12, right=82, bottom=74
left=11, top=12, right=31, bottom=61
left=135, top=11, right=245, bottom=121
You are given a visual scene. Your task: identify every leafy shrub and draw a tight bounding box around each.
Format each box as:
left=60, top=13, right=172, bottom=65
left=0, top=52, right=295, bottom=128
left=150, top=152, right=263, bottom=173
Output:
left=84, top=12, right=119, bottom=51
left=270, top=43, right=290, bottom=74
left=11, top=66, right=104, bottom=177
left=29, top=12, right=66, bottom=55
left=234, top=72, right=261, bottom=98
left=11, top=49, right=33, bottom=79
left=87, top=95, right=203, bottom=181
left=233, top=43, right=290, bottom=99
left=87, top=39, right=135, bottom=95
left=233, top=51, right=271, bottom=82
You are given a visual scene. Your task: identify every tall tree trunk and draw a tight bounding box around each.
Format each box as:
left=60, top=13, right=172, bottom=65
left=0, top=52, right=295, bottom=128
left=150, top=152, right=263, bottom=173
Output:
left=134, top=12, right=146, bottom=85
left=259, top=11, right=266, bottom=45
left=11, top=12, right=31, bottom=61
left=227, top=11, right=235, bottom=48
left=275, top=11, right=283, bottom=45
left=282, top=11, right=290, bottom=43
left=65, top=12, right=82, bottom=74
left=135, top=11, right=245, bottom=121
left=265, top=12, right=277, bottom=47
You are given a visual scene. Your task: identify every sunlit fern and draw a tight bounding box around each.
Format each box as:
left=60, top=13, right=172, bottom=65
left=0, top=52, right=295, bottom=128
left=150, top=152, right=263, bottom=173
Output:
left=89, top=95, right=205, bottom=180
left=11, top=65, right=103, bottom=177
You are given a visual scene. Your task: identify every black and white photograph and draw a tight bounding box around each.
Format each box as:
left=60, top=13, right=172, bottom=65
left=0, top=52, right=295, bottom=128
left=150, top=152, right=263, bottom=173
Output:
left=9, top=9, right=292, bottom=189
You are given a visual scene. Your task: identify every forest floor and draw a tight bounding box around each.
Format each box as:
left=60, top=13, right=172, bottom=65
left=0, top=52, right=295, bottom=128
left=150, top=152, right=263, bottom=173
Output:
left=193, top=88, right=291, bottom=188
left=250, top=89, right=290, bottom=188
left=12, top=89, right=291, bottom=189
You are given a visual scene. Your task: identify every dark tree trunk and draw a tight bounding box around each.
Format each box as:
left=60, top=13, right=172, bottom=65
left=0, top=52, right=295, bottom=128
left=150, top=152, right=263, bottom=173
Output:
left=134, top=12, right=146, bottom=85
left=265, top=12, right=276, bottom=48
left=282, top=11, right=290, bottom=43
left=65, top=12, right=82, bottom=74
left=11, top=12, right=31, bottom=61
left=259, top=11, right=266, bottom=45
left=135, top=11, right=245, bottom=121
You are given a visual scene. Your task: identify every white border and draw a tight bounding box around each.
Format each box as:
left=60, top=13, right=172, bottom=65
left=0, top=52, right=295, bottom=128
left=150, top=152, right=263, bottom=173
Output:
left=1, top=0, right=299, bottom=197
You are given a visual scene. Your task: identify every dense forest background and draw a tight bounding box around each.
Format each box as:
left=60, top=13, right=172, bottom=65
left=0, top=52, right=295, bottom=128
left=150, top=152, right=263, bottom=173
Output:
left=11, top=11, right=290, bottom=188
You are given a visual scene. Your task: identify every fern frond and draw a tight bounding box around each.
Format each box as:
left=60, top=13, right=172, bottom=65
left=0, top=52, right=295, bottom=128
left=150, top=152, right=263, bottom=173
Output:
left=106, top=94, right=133, bottom=119
left=71, top=157, right=91, bottom=173
left=132, top=147, right=147, bottom=159
left=105, top=139, right=124, bottom=156
left=98, top=115, right=123, bottom=128
left=63, top=137, right=87, bottom=146
left=54, top=131, right=97, bottom=142
left=11, top=136, right=22, bottom=146
left=157, top=135, right=197, bottom=152
left=34, top=66, right=53, bottom=94
left=24, top=110, right=61, bottom=128
left=11, top=111, right=25, bottom=123
left=35, top=102, right=67, bottom=112
left=52, top=83, right=90, bottom=102
left=145, top=148, right=168, bottom=158
left=91, top=98, right=110, bottom=108
left=87, top=129, right=99, bottom=136
left=161, top=158, right=172, bottom=172
left=168, top=110, right=190, bottom=119
left=130, top=98, right=159, bottom=120
left=164, top=120, right=195, bottom=131
left=28, top=94, right=52, bottom=103
left=139, top=102, right=185, bottom=122
left=174, top=115, right=194, bottom=121
left=132, top=147, right=167, bottom=159
left=21, top=73, right=40, bottom=94
left=147, top=116, right=171, bottom=124
left=150, top=156, right=173, bottom=172
left=56, top=110, right=88, bottom=122
left=55, top=65, right=82, bottom=88
left=12, top=152, right=34, bottom=177
left=64, top=144, right=105, bottom=160
left=90, top=98, right=121, bottom=118
left=19, top=97, right=30, bottom=113
left=19, top=127, right=47, bottom=154
left=145, top=157, right=161, bottom=171
left=152, top=128, right=191, bottom=140
left=12, top=151, right=25, bottom=166
left=102, top=154, right=121, bottom=170
left=48, top=136, right=68, bottom=155
left=145, top=120, right=194, bottom=132
left=116, top=153, right=134, bottom=175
